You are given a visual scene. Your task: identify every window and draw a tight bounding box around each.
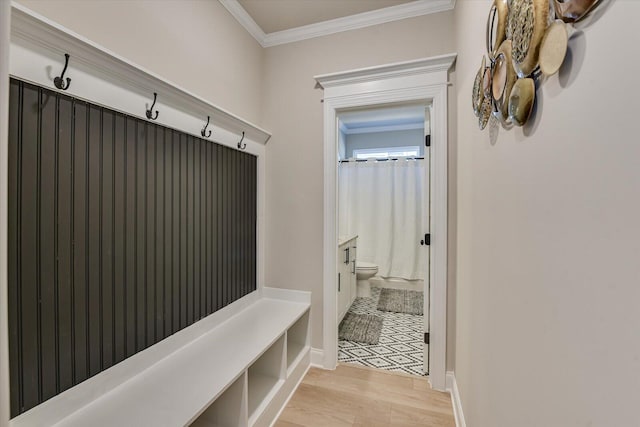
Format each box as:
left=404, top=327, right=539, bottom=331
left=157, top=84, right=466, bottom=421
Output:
left=352, top=146, right=420, bottom=160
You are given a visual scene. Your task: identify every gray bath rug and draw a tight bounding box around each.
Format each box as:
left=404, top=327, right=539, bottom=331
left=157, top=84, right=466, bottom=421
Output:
left=338, top=312, right=383, bottom=345
left=377, top=289, right=424, bottom=315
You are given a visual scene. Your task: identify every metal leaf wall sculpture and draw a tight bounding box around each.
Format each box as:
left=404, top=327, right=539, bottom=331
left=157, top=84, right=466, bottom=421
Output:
left=473, top=0, right=605, bottom=130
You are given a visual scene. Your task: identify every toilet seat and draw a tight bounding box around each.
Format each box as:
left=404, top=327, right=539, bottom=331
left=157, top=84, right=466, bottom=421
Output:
left=356, top=261, right=378, bottom=271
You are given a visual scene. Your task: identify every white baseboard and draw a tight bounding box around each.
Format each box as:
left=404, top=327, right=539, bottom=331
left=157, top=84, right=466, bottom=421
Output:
left=446, top=371, right=466, bottom=427
left=310, top=347, right=324, bottom=367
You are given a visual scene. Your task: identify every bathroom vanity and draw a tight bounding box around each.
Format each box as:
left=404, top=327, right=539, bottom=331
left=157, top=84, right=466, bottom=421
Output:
left=338, top=236, right=358, bottom=322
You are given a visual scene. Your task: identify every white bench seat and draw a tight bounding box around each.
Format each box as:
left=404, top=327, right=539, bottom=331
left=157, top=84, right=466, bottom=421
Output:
left=10, top=289, right=311, bottom=427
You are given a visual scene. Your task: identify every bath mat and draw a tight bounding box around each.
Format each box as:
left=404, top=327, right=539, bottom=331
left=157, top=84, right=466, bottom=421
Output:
left=339, top=313, right=383, bottom=345
left=377, top=289, right=424, bottom=315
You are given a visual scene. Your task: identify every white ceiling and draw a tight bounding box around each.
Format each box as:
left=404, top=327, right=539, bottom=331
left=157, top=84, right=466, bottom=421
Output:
left=220, top=0, right=456, bottom=47
left=338, top=104, right=427, bottom=134
left=237, top=0, right=413, bottom=33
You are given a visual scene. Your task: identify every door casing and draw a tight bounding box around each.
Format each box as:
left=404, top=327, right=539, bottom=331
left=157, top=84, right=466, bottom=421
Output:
left=315, top=54, right=455, bottom=391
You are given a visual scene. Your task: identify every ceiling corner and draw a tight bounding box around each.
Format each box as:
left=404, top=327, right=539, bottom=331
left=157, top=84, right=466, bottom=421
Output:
left=219, top=0, right=267, bottom=47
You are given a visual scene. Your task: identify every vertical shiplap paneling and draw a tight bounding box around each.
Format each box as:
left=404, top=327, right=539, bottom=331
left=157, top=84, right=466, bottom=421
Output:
left=87, top=105, right=102, bottom=377
left=218, top=145, right=225, bottom=308
left=216, top=144, right=224, bottom=311
left=241, top=152, right=248, bottom=298
left=221, top=145, right=229, bottom=308
left=124, top=117, right=137, bottom=358
left=212, top=144, right=220, bottom=312
left=135, top=120, right=145, bottom=352
left=101, top=109, right=114, bottom=371
left=72, top=100, right=88, bottom=384
left=145, top=122, right=156, bottom=346
left=243, top=151, right=250, bottom=298
left=194, top=138, right=201, bottom=321
left=200, top=140, right=206, bottom=317
left=207, top=142, right=214, bottom=312
left=163, top=127, right=172, bottom=338
left=235, top=149, right=242, bottom=302
left=57, top=94, right=74, bottom=393
left=179, top=133, right=187, bottom=329
left=251, top=153, right=257, bottom=294
left=186, top=135, right=194, bottom=326
left=155, top=126, right=165, bottom=341
left=113, top=113, right=126, bottom=364
left=236, top=150, right=244, bottom=299
left=8, top=80, right=257, bottom=417
left=230, top=149, right=238, bottom=304
left=20, top=82, right=41, bottom=411
left=171, top=130, right=180, bottom=334
left=39, top=88, right=57, bottom=402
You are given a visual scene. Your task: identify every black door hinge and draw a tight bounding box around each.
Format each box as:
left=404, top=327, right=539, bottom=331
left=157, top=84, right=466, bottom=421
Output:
left=421, top=233, right=430, bottom=246
left=424, top=332, right=430, bottom=344
left=425, top=135, right=431, bottom=147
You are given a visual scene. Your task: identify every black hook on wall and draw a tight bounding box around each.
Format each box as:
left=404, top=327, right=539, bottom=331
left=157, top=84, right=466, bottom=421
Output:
left=237, top=131, right=246, bottom=150
left=146, top=92, right=159, bottom=120
left=54, top=53, right=72, bottom=91
left=201, top=116, right=212, bottom=138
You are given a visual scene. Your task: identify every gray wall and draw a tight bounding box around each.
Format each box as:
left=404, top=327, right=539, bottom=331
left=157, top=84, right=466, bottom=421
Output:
left=344, top=128, right=424, bottom=159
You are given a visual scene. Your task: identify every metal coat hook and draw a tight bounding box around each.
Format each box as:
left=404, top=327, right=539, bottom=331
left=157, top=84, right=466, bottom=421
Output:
left=54, top=53, right=72, bottom=91
left=201, top=116, right=212, bottom=138
left=237, top=131, right=246, bottom=150
left=146, top=92, right=159, bottom=120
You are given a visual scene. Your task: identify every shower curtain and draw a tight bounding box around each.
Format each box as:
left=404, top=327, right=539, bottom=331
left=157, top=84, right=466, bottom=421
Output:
left=338, top=159, right=427, bottom=281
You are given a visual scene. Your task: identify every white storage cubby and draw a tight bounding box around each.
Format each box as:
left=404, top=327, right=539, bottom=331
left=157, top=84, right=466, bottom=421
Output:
left=190, top=373, right=248, bottom=427
left=248, top=335, right=286, bottom=424
left=286, top=311, right=310, bottom=375
left=10, top=290, right=311, bottom=427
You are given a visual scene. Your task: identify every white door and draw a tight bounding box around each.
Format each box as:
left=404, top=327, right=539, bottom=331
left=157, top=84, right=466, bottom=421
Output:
left=422, top=106, right=432, bottom=374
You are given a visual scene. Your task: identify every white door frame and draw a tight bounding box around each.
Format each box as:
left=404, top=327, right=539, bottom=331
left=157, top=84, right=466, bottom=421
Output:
left=315, top=54, right=456, bottom=391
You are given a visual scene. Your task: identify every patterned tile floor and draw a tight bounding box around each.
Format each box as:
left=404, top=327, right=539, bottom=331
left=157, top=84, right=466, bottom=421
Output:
left=338, top=287, right=426, bottom=376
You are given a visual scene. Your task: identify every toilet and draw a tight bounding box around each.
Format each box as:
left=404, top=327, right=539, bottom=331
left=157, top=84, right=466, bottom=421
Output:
left=355, top=261, right=378, bottom=298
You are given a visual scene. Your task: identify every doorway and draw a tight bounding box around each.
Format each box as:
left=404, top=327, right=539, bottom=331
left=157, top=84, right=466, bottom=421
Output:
left=315, top=54, right=455, bottom=390
left=336, top=104, right=431, bottom=376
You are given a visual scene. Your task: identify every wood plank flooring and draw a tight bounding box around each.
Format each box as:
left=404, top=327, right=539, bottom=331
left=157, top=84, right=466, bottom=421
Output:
left=275, top=364, right=455, bottom=427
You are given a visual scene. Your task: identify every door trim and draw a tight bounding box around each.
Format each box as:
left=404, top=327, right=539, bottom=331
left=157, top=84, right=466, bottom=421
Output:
left=315, top=54, right=455, bottom=391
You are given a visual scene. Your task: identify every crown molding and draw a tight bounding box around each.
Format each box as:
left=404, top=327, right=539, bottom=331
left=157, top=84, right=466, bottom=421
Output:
left=219, top=0, right=456, bottom=48
left=219, top=0, right=267, bottom=46
left=314, top=53, right=457, bottom=89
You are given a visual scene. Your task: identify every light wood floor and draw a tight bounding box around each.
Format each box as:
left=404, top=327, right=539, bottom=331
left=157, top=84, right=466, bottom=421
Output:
left=275, top=364, right=455, bottom=427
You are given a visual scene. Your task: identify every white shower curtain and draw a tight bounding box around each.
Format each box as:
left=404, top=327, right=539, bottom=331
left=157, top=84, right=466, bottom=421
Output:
left=338, top=159, right=427, bottom=281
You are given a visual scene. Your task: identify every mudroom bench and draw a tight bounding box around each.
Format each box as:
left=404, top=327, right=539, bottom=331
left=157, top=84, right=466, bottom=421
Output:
left=10, top=288, right=311, bottom=427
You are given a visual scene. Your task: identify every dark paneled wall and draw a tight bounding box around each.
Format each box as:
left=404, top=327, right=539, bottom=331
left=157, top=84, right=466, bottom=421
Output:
left=7, top=79, right=257, bottom=416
